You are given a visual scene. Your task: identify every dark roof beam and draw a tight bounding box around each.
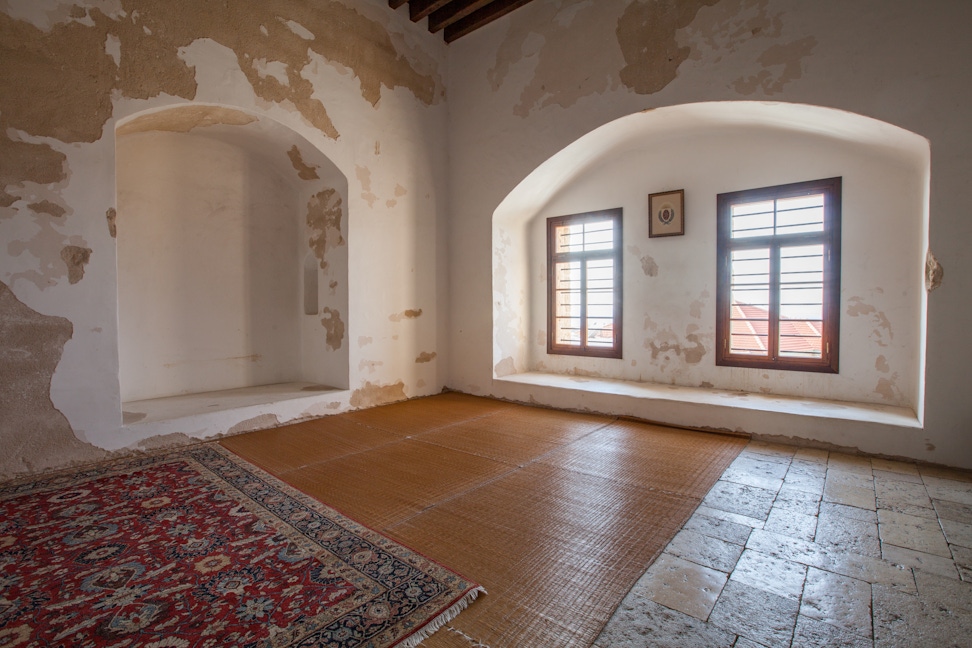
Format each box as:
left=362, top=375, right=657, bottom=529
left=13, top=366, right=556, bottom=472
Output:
left=444, top=0, right=535, bottom=42
left=388, top=0, right=408, bottom=9
left=428, top=0, right=493, bottom=33
left=409, top=0, right=453, bottom=22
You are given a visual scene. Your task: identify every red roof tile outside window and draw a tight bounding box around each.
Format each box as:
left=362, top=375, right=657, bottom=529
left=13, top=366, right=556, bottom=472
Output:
left=716, top=178, right=841, bottom=373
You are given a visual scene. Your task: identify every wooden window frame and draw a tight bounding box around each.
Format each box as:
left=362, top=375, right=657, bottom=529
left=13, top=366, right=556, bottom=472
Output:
left=716, top=177, right=841, bottom=373
left=546, top=209, right=623, bottom=359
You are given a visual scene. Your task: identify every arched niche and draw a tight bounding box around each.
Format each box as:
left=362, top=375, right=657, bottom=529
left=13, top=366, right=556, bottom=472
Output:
left=493, top=102, right=930, bottom=415
left=115, top=104, right=349, bottom=409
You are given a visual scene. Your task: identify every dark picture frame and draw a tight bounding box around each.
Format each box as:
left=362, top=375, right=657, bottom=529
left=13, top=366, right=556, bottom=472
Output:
left=648, top=189, right=685, bottom=238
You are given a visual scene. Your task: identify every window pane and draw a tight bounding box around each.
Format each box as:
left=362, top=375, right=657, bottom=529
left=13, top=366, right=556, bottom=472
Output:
left=582, top=220, right=614, bottom=251
left=729, top=248, right=769, bottom=356
left=731, top=200, right=775, bottom=238
left=586, top=258, right=614, bottom=346
left=554, top=223, right=585, bottom=254
left=554, top=261, right=581, bottom=345
left=779, top=244, right=823, bottom=358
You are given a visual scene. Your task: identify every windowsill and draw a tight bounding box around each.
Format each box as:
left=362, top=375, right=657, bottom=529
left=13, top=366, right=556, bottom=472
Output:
left=494, top=371, right=920, bottom=430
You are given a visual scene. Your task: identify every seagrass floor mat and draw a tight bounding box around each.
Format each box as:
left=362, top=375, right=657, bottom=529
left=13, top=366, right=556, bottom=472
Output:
left=222, top=393, right=748, bottom=647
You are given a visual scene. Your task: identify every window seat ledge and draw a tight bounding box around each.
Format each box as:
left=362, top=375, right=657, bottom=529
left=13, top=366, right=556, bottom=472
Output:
left=493, top=371, right=920, bottom=436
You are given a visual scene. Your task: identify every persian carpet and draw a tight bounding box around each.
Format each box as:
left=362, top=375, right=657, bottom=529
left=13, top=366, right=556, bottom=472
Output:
left=0, top=444, right=483, bottom=647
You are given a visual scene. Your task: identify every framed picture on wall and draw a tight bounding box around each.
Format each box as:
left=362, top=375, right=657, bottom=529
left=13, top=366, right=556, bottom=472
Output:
left=648, top=189, right=685, bottom=238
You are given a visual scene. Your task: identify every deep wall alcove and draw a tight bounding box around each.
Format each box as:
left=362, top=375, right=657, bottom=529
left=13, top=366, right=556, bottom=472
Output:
left=493, top=102, right=930, bottom=416
left=115, top=105, right=349, bottom=409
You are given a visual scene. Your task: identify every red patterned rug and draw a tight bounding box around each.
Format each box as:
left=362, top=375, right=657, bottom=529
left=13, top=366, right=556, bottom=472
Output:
left=0, top=444, right=483, bottom=647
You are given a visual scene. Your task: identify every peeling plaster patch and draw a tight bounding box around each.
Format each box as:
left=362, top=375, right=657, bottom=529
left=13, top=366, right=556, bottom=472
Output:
left=874, top=374, right=901, bottom=402
left=926, top=443, right=935, bottom=452
left=415, top=351, right=437, bottom=363
left=394, top=184, right=407, bottom=198
left=0, top=137, right=67, bottom=190
left=251, top=57, right=290, bottom=86
left=137, top=432, right=193, bottom=450
left=0, top=280, right=107, bottom=479
left=926, top=250, right=944, bottom=292
left=356, top=165, right=378, bottom=208
left=536, top=330, right=546, bottom=346
left=0, top=190, right=17, bottom=207
left=732, top=37, right=817, bottom=95
left=494, top=356, right=517, bottom=378
left=846, top=297, right=893, bottom=347
left=287, top=145, right=319, bottom=180
left=417, top=379, right=426, bottom=389
left=644, top=328, right=707, bottom=366
left=617, top=0, right=719, bottom=95
left=358, top=359, right=383, bottom=374
left=328, top=280, right=338, bottom=295
left=28, top=200, right=66, bottom=218
left=105, top=32, right=121, bottom=66
left=306, top=188, right=344, bottom=270
left=60, top=245, right=92, bottom=284
left=875, top=355, right=890, bottom=373
left=327, top=401, right=341, bottom=410
left=701, top=381, right=714, bottom=389
left=389, top=309, right=422, bottom=322
left=640, top=255, right=659, bottom=277
left=358, top=335, right=373, bottom=347
left=116, top=105, right=257, bottom=136
left=122, top=411, right=147, bottom=423
left=320, top=307, right=345, bottom=350
left=279, top=18, right=314, bottom=41
left=227, top=413, right=280, bottom=436
left=349, top=380, right=407, bottom=408
left=106, top=207, right=117, bottom=237
left=490, top=0, right=626, bottom=117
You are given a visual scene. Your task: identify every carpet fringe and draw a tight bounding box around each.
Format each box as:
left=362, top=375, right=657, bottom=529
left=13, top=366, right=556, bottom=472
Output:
left=397, top=586, right=487, bottom=648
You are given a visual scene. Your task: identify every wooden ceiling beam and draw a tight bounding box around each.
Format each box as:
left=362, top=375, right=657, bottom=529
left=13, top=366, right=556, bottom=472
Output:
left=408, top=0, right=452, bottom=22
left=444, top=0, right=535, bottom=42
left=388, top=0, right=408, bottom=9
left=428, top=0, right=493, bottom=33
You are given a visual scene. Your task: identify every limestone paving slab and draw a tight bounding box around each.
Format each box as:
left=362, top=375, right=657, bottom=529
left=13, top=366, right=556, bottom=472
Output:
left=873, top=572, right=972, bottom=647
left=799, top=566, right=872, bottom=637
left=933, top=498, right=972, bottom=525
left=881, top=543, right=960, bottom=580
left=940, top=517, right=972, bottom=549
left=693, top=504, right=765, bottom=531
left=594, top=595, right=737, bottom=648
left=823, top=479, right=876, bottom=510
left=817, top=505, right=881, bottom=557
left=730, top=549, right=808, bottom=601
left=773, top=482, right=823, bottom=516
left=633, top=552, right=727, bottom=621
left=878, top=509, right=951, bottom=557
left=664, top=528, right=745, bottom=574
left=871, top=458, right=920, bottom=477
left=681, top=512, right=752, bottom=546
left=708, top=579, right=799, bottom=647
left=764, top=507, right=818, bottom=542
left=702, top=480, right=776, bottom=521
left=793, top=615, right=874, bottom=648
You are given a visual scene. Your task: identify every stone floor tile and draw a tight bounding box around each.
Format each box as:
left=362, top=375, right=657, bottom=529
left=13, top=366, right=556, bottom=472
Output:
left=702, top=481, right=776, bottom=521
left=774, top=482, right=822, bottom=516
left=952, top=544, right=972, bottom=576
left=793, top=447, right=829, bottom=463
left=743, top=441, right=797, bottom=463
left=940, top=517, right=972, bottom=549
left=919, top=464, right=972, bottom=483
left=874, top=478, right=932, bottom=510
left=828, top=452, right=873, bottom=474
left=634, top=552, right=727, bottom=621
left=708, top=580, right=798, bottom=647
left=721, top=456, right=787, bottom=492
left=933, top=498, right=972, bottom=525
left=799, top=566, right=872, bottom=637
left=792, top=615, right=873, bottom=648
left=873, top=571, right=972, bottom=647
left=871, top=457, right=920, bottom=476
left=595, top=595, right=737, bottom=648
left=882, top=543, right=959, bottom=580
left=666, top=528, right=745, bottom=573
left=746, top=528, right=916, bottom=593
left=824, top=479, right=876, bottom=510
left=921, top=476, right=972, bottom=507
left=764, top=507, right=817, bottom=542
left=826, top=469, right=875, bottom=490
left=731, top=638, right=767, bottom=648
left=820, top=501, right=878, bottom=523
left=878, top=509, right=951, bottom=557
left=730, top=549, right=807, bottom=600
left=782, top=469, right=826, bottom=495
left=682, top=512, right=752, bottom=546
left=872, top=468, right=923, bottom=484
left=694, top=504, right=765, bottom=531
left=817, top=505, right=881, bottom=558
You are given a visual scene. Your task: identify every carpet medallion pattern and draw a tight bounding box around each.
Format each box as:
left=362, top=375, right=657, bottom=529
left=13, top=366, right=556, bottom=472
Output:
left=0, top=445, right=482, bottom=647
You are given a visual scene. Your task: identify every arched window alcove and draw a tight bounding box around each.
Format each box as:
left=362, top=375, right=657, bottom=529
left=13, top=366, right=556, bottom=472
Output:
left=492, top=101, right=930, bottom=432
left=115, top=104, right=349, bottom=421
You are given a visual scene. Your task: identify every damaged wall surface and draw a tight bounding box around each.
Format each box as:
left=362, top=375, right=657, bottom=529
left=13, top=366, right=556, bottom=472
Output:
left=0, top=0, right=448, bottom=478
left=447, top=0, right=971, bottom=468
